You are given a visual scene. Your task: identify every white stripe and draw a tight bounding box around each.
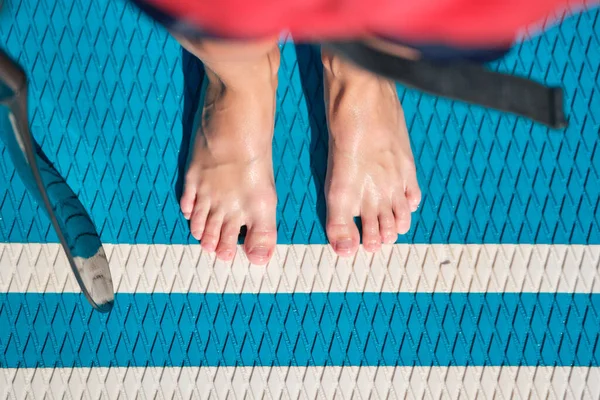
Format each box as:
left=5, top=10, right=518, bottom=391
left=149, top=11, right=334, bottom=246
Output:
left=1, top=243, right=599, bottom=293
left=2, top=366, right=599, bottom=399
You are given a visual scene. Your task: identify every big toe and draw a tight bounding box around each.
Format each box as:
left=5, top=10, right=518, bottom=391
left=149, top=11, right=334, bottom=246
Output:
left=244, top=218, right=277, bottom=265
left=326, top=206, right=360, bottom=257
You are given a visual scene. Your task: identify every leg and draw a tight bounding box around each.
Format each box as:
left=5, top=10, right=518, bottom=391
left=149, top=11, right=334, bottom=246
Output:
left=177, top=36, right=280, bottom=265
left=322, top=49, right=421, bottom=256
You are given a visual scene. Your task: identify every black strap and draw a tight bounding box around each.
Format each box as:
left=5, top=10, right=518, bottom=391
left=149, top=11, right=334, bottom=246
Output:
left=322, top=41, right=567, bottom=129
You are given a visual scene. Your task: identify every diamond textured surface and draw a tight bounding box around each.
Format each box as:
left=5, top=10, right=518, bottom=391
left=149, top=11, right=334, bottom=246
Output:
left=2, top=244, right=600, bottom=295
left=0, top=1, right=599, bottom=245
left=2, top=0, right=600, bottom=398
left=1, top=243, right=600, bottom=397
left=2, top=367, right=600, bottom=399
left=1, top=244, right=600, bottom=369
left=1, top=291, right=596, bottom=367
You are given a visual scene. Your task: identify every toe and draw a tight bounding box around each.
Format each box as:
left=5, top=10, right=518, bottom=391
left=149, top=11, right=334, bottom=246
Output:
left=190, top=199, right=210, bottom=240
left=379, top=208, right=397, bottom=244
left=201, top=212, right=224, bottom=253
left=244, top=215, right=277, bottom=265
left=216, top=219, right=241, bottom=261
left=405, top=175, right=422, bottom=212
left=360, top=207, right=381, bottom=253
left=393, top=193, right=412, bottom=235
left=180, top=184, right=197, bottom=220
left=326, top=205, right=360, bottom=257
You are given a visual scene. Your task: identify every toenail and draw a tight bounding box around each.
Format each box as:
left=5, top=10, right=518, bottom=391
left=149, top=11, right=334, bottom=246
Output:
left=219, top=250, right=233, bottom=259
left=335, top=239, right=353, bottom=253
left=249, top=246, right=270, bottom=259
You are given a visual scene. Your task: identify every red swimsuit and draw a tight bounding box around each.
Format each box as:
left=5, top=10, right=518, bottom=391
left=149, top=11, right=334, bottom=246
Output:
left=140, top=0, right=591, bottom=45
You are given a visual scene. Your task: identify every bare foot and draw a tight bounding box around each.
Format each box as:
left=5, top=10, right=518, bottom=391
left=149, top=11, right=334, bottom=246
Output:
left=180, top=47, right=279, bottom=265
left=322, top=51, right=421, bottom=256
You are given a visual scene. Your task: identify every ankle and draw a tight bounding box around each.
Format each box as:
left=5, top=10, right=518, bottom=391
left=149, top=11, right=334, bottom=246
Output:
left=322, top=48, right=376, bottom=83
left=206, top=45, right=280, bottom=92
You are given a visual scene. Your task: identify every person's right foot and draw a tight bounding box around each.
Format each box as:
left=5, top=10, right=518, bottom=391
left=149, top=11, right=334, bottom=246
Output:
left=180, top=47, right=280, bottom=265
left=322, top=50, right=421, bottom=256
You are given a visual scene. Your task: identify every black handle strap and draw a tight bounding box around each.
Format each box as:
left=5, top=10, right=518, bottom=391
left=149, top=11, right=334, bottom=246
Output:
left=323, top=41, right=567, bottom=129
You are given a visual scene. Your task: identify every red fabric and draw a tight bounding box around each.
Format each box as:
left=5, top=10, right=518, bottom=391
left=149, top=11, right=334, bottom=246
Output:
left=144, top=0, right=594, bottom=45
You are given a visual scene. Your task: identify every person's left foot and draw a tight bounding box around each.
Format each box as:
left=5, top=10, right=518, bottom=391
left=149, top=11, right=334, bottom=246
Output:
left=322, top=50, right=421, bottom=256
left=180, top=46, right=280, bottom=264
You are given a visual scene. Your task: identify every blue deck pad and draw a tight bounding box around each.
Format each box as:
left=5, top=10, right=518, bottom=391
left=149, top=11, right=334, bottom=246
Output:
left=1, top=292, right=599, bottom=368
left=0, top=1, right=599, bottom=245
